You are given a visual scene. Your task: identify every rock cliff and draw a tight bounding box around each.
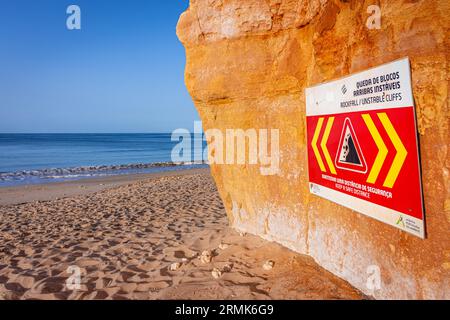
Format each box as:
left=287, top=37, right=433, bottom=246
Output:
left=177, top=0, right=449, bottom=299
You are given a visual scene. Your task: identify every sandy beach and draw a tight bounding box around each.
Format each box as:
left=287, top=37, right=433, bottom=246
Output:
left=0, top=169, right=365, bottom=300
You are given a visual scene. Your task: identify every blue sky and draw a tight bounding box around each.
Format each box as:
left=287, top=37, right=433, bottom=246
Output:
left=0, top=0, right=198, bottom=133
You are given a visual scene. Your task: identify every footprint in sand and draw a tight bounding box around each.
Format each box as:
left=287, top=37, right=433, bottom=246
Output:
left=16, top=276, right=35, bottom=290
left=76, top=258, right=101, bottom=267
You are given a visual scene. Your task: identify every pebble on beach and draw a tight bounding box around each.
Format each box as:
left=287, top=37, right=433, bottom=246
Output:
left=218, top=242, right=229, bottom=250
left=200, top=250, right=212, bottom=264
left=263, top=260, right=275, bottom=271
left=222, top=263, right=233, bottom=273
left=169, top=262, right=182, bottom=271
left=211, top=268, right=222, bottom=279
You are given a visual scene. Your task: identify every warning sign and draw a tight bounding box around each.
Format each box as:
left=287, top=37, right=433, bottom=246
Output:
left=336, top=118, right=367, bottom=173
left=305, top=58, right=425, bottom=238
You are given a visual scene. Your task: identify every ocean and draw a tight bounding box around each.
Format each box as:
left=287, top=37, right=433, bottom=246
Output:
left=0, top=133, right=208, bottom=187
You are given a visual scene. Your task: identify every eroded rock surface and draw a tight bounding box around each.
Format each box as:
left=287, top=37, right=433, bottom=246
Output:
left=177, top=0, right=449, bottom=299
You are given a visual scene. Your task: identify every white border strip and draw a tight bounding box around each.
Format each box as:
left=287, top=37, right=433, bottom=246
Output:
left=306, top=57, right=413, bottom=116
left=310, top=183, right=425, bottom=238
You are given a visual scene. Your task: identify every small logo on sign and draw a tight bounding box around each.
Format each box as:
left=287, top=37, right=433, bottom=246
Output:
left=396, top=215, right=405, bottom=228
left=341, top=85, right=347, bottom=95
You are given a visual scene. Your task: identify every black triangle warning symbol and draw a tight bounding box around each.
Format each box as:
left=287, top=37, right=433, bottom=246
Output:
left=335, top=118, right=368, bottom=173
left=339, top=129, right=361, bottom=165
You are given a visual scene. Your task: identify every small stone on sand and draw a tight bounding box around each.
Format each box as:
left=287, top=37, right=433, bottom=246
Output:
left=222, top=263, right=233, bottom=273
left=200, top=250, right=212, bottom=264
left=263, top=260, right=275, bottom=271
left=211, top=268, right=222, bottom=279
left=169, top=262, right=182, bottom=271
left=218, top=242, right=229, bottom=250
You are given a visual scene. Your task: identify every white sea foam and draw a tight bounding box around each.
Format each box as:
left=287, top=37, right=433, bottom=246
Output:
left=0, top=161, right=205, bottom=183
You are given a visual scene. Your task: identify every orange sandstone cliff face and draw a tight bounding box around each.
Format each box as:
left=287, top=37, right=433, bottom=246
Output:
left=177, top=0, right=449, bottom=299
